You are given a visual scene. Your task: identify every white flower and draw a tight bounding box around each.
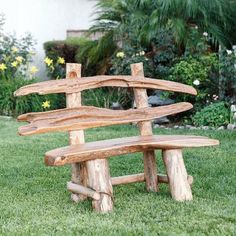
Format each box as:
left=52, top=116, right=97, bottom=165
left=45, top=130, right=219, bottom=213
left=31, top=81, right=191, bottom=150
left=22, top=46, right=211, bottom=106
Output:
left=195, top=26, right=198, bottom=29
left=193, top=79, right=200, bottom=86
left=226, top=50, right=232, bottom=55
left=232, top=45, right=236, bottom=51
left=139, top=51, right=145, bottom=56
left=116, top=51, right=125, bottom=58
left=203, top=32, right=208, bottom=37
left=231, top=105, right=236, bottom=112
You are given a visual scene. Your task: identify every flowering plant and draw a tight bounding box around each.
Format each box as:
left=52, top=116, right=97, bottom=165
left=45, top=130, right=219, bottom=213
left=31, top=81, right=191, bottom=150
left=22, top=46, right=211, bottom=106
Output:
left=44, top=56, right=65, bottom=79
left=0, top=15, right=36, bottom=80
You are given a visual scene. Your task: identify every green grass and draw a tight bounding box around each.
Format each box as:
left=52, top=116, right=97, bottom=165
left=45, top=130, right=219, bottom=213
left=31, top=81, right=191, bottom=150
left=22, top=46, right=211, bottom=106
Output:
left=0, top=119, right=235, bottom=235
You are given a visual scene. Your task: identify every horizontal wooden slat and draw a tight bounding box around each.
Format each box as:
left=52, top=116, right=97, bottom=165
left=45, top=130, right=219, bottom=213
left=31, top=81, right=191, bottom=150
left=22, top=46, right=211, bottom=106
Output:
left=45, top=135, right=219, bottom=166
left=111, top=173, right=193, bottom=186
left=17, top=102, right=192, bottom=136
left=14, top=75, right=197, bottom=96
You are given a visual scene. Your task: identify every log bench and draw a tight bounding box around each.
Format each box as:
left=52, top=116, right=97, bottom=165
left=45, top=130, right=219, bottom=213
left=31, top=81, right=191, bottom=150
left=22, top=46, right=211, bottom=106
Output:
left=15, top=62, right=219, bottom=212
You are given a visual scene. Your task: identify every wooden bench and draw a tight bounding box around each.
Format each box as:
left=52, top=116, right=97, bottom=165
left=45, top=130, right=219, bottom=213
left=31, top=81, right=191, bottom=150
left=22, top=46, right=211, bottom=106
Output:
left=15, top=63, right=219, bottom=213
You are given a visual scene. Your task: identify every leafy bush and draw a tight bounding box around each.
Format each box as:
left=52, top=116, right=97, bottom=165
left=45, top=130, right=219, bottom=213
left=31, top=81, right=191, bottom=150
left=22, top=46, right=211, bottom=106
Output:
left=168, top=53, right=219, bottom=110
left=192, top=102, right=230, bottom=127
left=82, top=88, right=132, bottom=109
left=0, top=15, right=36, bottom=80
left=0, top=77, right=65, bottom=116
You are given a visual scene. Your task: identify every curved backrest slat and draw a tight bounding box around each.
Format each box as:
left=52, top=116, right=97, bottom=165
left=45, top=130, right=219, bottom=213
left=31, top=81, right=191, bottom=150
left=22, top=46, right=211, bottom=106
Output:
left=14, top=75, right=197, bottom=97
left=17, top=102, right=192, bottom=136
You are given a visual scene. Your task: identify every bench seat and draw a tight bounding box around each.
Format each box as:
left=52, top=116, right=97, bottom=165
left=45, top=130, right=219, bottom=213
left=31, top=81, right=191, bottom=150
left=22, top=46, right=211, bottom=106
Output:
left=45, top=135, right=219, bottom=166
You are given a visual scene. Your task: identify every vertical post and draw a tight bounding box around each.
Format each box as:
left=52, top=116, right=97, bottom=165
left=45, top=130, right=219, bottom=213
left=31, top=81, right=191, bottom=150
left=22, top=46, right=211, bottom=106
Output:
left=162, top=149, right=193, bottom=201
left=131, top=63, right=158, bottom=192
left=66, top=63, right=88, bottom=202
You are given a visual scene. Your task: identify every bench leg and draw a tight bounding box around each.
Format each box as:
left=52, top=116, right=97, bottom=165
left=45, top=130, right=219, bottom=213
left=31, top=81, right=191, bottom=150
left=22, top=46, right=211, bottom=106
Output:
left=162, top=149, right=193, bottom=201
left=71, top=163, right=88, bottom=202
left=87, top=159, right=113, bottom=212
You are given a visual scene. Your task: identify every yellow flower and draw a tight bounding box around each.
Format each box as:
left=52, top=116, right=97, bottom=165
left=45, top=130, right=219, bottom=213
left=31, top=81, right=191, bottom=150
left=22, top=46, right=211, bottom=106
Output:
left=11, top=61, right=18, bottom=67
left=16, top=56, right=23, bottom=63
left=116, top=51, right=125, bottom=58
left=11, top=46, right=19, bottom=53
left=0, top=63, right=7, bottom=71
left=42, top=100, right=50, bottom=109
left=30, top=66, right=39, bottom=74
left=44, top=57, right=53, bottom=66
left=57, top=57, right=65, bottom=64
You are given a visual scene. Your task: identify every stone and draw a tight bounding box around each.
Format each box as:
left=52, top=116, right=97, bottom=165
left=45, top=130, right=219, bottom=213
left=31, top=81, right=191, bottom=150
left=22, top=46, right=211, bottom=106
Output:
left=111, top=102, right=123, bottom=110
left=190, top=127, right=197, bottom=130
left=0, top=116, right=12, bottom=120
left=202, top=126, right=209, bottom=130
left=148, top=91, right=174, bottom=106
left=217, top=126, right=225, bottom=130
left=153, top=116, right=170, bottom=124
left=227, top=124, right=236, bottom=130
left=174, top=125, right=179, bottom=129
left=178, top=126, right=185, bottom=129
left=153, top=124, right=160, bottom=129
left=185, top=125, right=192, bottom=129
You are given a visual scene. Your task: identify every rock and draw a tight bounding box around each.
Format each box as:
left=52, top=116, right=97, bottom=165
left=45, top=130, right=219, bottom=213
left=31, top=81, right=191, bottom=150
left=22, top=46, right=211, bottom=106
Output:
left=217, top=126, right=225, bottom=130
left=153, top=124, right=160, bottom=129
left=190, top=127, right=197, bottom=130
left=153, top=116, right=170, bottom=124
left=148, top=91, right=174, bottom=106
left=111, top=102, right=123, bottom=110
left=178, top=126, right=185, bottom=129
left=227, top=124, right=236, bottom=130
left=174, top=125, right=179, bottom=129
left=185, top=125, right=192, bottom=129
left=0, top=116, right=12, bottom=120
left=202, top=126, right=209, bottom=130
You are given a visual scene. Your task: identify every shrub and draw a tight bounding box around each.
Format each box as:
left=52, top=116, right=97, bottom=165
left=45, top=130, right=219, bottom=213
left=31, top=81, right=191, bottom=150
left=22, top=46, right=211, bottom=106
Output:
left=0, top=77, right=65, bottom=116
left=0, top=15, right=36, bottom=80
left=168, top=53, right=219, bottom=110
left=192, top=102, right=230, bottom=127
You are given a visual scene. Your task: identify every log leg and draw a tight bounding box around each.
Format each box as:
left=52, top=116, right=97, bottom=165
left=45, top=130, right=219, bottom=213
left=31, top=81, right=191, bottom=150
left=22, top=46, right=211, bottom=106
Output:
left=71, top=162, right=88, bottom=202
left=162, top=149, right=193, bottom=201
left=87, top=159, right=113, bottom=212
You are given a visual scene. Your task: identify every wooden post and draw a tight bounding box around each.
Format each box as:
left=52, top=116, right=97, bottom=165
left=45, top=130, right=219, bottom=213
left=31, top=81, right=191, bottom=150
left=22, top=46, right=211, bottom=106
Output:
left=162, top=149, right=193, bottom=201
left=131, top=63, right=158, bottom=192
left=87, top=159, right=113, bottom=212
left=66, top=63, right=88, bottom=202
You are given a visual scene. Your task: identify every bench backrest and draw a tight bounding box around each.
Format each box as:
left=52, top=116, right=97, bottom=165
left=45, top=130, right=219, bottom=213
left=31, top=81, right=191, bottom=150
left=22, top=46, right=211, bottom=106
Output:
left=15, top=63, right=196, bottom=137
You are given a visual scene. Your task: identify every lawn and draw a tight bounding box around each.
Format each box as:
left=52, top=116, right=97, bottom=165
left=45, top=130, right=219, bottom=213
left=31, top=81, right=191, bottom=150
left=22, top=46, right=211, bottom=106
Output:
left=0, top=118, right=235, bottom=235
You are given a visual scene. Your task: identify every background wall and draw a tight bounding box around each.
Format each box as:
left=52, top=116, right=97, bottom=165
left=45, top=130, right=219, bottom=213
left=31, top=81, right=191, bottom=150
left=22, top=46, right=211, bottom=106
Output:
left=1, top=0, right=97, bottom=78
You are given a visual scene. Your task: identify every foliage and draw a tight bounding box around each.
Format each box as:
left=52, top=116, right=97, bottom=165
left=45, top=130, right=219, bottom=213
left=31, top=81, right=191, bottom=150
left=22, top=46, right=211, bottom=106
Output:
left=0, top=15, right=36, bottom=80
left=218, top=46, right=236, bottom=102
left=83, top=87, right=132, bottom=109
left=0, top=77, right=65, bottom=116
left=43, top=37, right=86, bottom=79
left=192, top=102, right=230, bottom=127
left=168, top=53, right=219, bottom=109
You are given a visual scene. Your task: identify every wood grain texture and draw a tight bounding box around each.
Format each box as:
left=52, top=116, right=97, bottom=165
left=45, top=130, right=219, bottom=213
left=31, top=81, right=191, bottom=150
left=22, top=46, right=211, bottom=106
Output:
left=44, top=135, right=219, bottom=166
left=87, top=159, right=113, bottom=212
left=67, top=181, right=100, bottom=200
left=131, top=63, right=158, bottom=192
left=111, top=173, right=193, bottom=186
left=66, top=63, right=87, bottom=202
left=17, top=102, right=193, bottom=136
left=14, top=75, right=197, bottom=97
left=162, top=149, right=193, bottom=201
